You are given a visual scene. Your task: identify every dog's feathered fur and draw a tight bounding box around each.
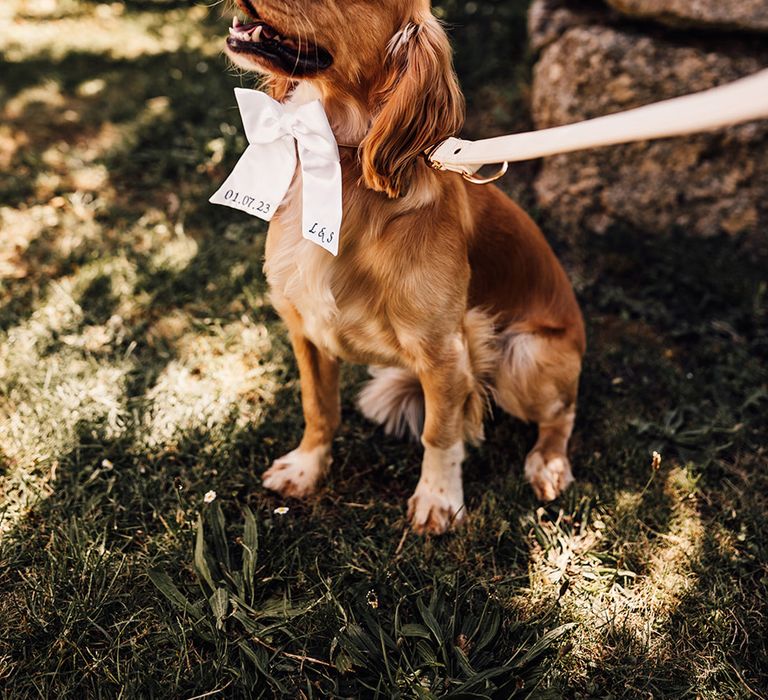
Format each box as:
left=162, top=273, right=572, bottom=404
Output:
left=226, top=0, right=585, bottom=534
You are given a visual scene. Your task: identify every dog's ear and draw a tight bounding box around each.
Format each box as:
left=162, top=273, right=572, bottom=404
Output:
left=360, top=14, right=464, bottom=198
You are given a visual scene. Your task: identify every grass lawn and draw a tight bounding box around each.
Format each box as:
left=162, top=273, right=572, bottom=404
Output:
left=1, top=0, right=767, bottom=697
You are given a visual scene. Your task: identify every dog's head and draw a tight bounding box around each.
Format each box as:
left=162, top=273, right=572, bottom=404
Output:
left=226, top=0, right=464, bottom=198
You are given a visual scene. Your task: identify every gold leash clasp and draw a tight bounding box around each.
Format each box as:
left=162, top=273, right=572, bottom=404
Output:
left=461, top=161, right=509, bottom=185
left=424, top=142, right=509, bottom=185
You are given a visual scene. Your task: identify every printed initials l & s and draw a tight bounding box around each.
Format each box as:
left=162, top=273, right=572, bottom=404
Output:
left=308, top=222, right=335, bottom=244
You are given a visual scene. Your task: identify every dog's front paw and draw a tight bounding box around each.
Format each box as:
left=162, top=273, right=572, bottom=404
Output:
left=407, top=482, right=465, bottom=535
left=262, top=445, right=332, bottom=499
left=525, top=450, right=574, bottom=502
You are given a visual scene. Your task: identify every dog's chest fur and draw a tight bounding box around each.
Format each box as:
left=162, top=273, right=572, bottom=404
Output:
left=261, top=83, right=429, bottom=367
left=264, top=204, right=401, bottom=366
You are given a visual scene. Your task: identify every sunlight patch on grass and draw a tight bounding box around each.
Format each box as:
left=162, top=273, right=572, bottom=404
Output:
left=148, top=224, right=199, bottom=274
left=521, top=465, right=705, bottom=677
left=0, top=261, right=135, bottom=534
left=642, top=466, right=703, bottom=620
left=0, top=357, right=129, bottom=534
left=1, top=2, right=220, bottom=61
left=0, top=124, right=26, bottom=171
left=0, top=200, right=105, bottom=283
left=4, top=81, right=66, bottom=117
left=519, top=498, right=628, bottom=623
left=140, top=320, right=280, bottom=450
left=0, top=204, right=59, bottom=279
left=23, top=95, right=170, bottom=198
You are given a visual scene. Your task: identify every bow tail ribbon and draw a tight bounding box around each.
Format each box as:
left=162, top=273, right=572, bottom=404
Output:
left=209, top=89, right=344, bottom=256
left=208, top=139, right=295, bottom=222
left=297, top=139, right=342, bottom=256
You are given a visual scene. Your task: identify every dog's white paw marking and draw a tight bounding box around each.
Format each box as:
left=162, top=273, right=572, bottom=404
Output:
left=262, top=445, right=331, bottom=499
left=407, top=441, right=466, bottom=535
left=525, top=450, right=574, bottom=502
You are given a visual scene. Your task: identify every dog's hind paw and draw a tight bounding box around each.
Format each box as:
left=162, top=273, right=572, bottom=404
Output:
left=262, top=445, right=332, bottom=499
left=524, top=450, right=574, bottom=502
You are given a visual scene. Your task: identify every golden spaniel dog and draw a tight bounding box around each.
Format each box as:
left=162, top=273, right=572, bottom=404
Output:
left=224, top=0, right=585, bottom=534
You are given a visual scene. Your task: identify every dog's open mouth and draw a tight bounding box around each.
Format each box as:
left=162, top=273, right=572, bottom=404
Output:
left=227, top=8, right=333, bottom=76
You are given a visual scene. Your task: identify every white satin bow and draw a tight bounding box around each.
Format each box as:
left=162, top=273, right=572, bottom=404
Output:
left=210, top=88, right=343, bottom=256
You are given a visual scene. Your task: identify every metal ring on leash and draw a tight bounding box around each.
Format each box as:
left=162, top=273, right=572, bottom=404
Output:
left=462, top=161, right=509, bottom=185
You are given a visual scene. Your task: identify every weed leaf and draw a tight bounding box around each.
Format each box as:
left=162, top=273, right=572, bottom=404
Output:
left=194, top=515, right=216, bottom=592
left=209, top=587, right=229, bottom=630
left=148, top=568, right=204, bottom=619
left=242, top=505, right=259, bottom=602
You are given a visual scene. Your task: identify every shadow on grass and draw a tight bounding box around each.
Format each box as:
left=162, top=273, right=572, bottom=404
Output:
left=0, top=389, right=554, bottom=698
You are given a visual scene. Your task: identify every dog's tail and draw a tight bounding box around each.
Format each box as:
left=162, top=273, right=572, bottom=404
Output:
left=357, top=366, right=425, bottom=441
left=357, top=309, right=498, bottom=444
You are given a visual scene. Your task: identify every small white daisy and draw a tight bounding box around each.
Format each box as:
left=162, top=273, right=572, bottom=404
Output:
left=274, top=506, right=289, bottom=516
left=204, top=490, right=217, bottom=504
